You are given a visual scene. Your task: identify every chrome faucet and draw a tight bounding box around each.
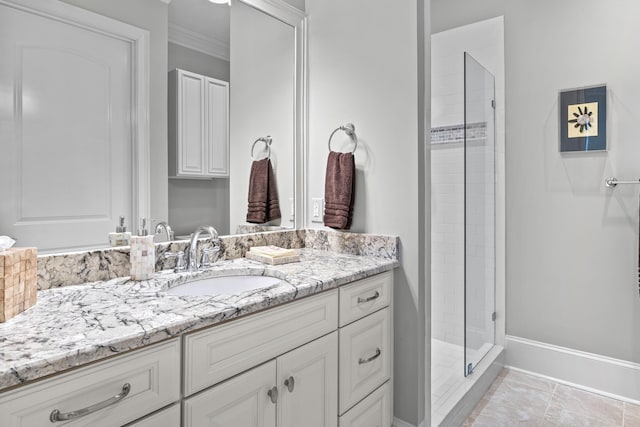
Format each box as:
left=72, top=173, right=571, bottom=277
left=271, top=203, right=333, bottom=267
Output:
left=187, top=225, right=219, bottom=272
left=154, top=221, right=174, bottom=242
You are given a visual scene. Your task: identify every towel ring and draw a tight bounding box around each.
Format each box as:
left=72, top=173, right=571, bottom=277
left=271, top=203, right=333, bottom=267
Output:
left=251, top=136, right=272, bottom=160
left=328, top=123, right=357, bottom=153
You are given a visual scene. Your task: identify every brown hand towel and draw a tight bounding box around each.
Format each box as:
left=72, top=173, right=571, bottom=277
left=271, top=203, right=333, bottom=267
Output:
left=323, top=151, right=355, bottom=230
left=247, top=158, right=281, bottom=223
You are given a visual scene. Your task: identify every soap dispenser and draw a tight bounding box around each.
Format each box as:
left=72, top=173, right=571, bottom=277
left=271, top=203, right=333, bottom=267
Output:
left=109, top=216, right=132, bottom=247
left=130, top=218, right=155, bottom=280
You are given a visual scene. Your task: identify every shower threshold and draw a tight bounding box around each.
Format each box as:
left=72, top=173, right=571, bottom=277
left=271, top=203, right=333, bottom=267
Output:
left=431, top=341, right=504, bottom=427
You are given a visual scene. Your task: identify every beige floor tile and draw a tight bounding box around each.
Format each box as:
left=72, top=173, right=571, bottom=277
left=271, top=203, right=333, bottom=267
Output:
left=500, top=369, right=557, bottom=394
left=543, top=384, right=623, bottom=427
left=463, top=370, right=554, bottom=426
left=623, top=402, right=640, bottom=427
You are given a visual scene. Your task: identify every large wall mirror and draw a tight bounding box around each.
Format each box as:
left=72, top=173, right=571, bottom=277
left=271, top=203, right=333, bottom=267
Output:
left=0, top=0, right=306, bottom=254
left=168, top=0, right=307, bottom=238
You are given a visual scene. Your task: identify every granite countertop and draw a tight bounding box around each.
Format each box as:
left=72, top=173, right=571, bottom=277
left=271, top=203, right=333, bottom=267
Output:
left=0, top=248, right=398, bottom=393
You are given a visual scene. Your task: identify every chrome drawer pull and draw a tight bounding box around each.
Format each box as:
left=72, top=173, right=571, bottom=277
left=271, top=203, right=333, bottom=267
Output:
left=357, top=291, right=380, bottom=304
left=358, top=348, right=382, bottom=364
left=284, top=376, right=295, bottom=392
left=49, top=383, right=131, bottom=423
left=267, top=386, right=279, bottom=404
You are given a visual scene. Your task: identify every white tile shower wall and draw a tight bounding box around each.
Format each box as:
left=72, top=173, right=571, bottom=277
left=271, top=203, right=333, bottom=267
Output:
left=431, top=16, right=505, bottom=349
left=431, top=142, right=464, bottom=346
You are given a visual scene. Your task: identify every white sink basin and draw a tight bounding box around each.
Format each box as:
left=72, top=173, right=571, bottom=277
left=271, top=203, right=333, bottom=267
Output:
left=166, top=275, right=283, bottom=296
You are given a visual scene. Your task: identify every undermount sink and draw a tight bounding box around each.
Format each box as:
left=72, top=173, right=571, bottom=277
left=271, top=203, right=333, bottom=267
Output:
left=165, top=275, right=283, bottom=297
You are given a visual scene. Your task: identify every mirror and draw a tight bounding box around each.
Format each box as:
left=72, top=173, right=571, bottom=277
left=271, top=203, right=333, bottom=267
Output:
left=0, top=0, right=305, bottom=253
left=168, top=0, right=306, bottom=238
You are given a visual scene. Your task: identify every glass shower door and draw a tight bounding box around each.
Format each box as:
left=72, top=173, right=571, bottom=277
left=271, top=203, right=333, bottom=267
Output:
left=464, top=52, right=496, bottom=376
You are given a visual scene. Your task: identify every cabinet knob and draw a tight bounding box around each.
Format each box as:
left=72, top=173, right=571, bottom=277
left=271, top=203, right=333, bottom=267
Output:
left=284, top=376, right=295, bottom=393
left=267, top=386, right=278, bottom=404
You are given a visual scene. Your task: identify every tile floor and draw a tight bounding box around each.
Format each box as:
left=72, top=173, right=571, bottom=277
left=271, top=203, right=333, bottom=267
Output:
left=462, top=368, right=640, bottom=426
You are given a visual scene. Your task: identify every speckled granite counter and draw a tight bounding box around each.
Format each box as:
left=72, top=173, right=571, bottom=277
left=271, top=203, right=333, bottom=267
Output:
left=0, top=248, right=398, bottom=393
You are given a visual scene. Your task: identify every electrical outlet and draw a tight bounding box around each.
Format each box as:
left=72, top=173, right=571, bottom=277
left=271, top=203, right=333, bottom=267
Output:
left=312, top=197, right=323, bottom=223
left=289, top=198, right=295, bottom=222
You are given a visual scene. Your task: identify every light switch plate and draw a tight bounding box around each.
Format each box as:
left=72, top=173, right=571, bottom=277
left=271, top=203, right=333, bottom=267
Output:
left=312, top=197, right=324, bottom=223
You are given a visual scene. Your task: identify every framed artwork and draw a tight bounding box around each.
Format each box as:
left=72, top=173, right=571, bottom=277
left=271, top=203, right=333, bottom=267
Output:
left=559, top=84, right=607, bottom=152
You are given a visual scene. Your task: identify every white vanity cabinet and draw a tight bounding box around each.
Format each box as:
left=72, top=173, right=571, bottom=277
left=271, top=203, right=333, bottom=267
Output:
left=338, top=272, right=393, bottom=427
left=0, top=270, right=394, bottom=426
left=169, top=68, right=229, bottom=178
left=0, top=339, right=181, bottom=427
left=184, top=332, right=338, bottom=427
left=182, top=290, right=339, bottom=426
left=183, top=270, right=393, bottom=427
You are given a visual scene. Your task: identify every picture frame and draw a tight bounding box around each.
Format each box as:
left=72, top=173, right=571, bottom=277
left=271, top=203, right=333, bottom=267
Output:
left=559, top=84, right=607, bottom=152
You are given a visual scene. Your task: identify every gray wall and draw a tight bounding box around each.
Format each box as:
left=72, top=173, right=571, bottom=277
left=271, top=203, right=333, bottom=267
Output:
left=433, top=0, right=640, bottom=363
left=167, top=42, right=231, bottom=236
left=60, top=0, right=169, bottom=224
left=306, top=0, right=425, bottom=424
left=168, top=42, right=230, bottom=81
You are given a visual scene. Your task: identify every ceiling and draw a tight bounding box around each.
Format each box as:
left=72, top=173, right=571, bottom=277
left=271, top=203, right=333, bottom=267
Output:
left=169, top=0, right=230, bottom=48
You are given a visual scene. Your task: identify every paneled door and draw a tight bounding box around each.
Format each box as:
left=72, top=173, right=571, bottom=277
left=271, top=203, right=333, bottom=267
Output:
left=0, top=0, right=149, bottom=253
left=183, top=361, right=277, bottom=427
left=278, top=332, right=338, bottom=427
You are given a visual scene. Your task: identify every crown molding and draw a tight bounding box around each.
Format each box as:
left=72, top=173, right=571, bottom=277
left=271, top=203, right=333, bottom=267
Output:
left=242, top=0, right=305, bottom=26
left=168, top=23, right=229, bottom=61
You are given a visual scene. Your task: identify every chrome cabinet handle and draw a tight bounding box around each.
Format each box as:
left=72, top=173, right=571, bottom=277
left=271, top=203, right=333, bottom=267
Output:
left=284, top=376, right=295, bottom=393
left=49, top=383, right=131, bottom=423
left=267, top=386, right=278, bottom=404
left=358, top=348, right=381, bottom=364
left=357, top=291, right=380, bottom=304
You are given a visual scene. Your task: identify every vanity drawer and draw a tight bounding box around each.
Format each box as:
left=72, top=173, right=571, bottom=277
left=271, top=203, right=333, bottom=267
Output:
left=339, top=271, right=392, bottom=327
left=0, top=339, right=181, bottom=427
left=339, top=307, right=391, bottom=414
left=125, top=403, right=181, bottom=427
left=184, top=289, right=338, bottom=396
left=339, top=381, right=392, bottom=427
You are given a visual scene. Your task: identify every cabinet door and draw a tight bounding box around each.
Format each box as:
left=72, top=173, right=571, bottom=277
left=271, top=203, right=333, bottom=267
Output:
left=183, top=361, right=277, bottom=427
left=278, top=332, right=338, bottom=427
left=206, top=78, right=229, bottom=177
left=177, top=70, right=206, bottom=176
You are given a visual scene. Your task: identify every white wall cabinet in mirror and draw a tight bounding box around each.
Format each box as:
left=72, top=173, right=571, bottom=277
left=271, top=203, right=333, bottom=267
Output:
left=169, top=69, right=229, bottom=179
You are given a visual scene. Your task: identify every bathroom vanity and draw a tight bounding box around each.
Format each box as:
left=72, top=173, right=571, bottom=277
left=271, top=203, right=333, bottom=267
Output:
left=0, top=235, right=397, bottom=427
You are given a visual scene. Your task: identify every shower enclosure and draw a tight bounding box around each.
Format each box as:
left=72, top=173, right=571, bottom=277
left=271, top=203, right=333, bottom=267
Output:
left=430, top=51, right=496, bottom=425
left=463, top=52, right=496, bottom=377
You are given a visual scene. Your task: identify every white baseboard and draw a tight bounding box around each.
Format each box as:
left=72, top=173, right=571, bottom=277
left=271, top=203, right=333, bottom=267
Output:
left=393, top=417, right=425, bottom=427
left=506, top=335, right=640, bottom=403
